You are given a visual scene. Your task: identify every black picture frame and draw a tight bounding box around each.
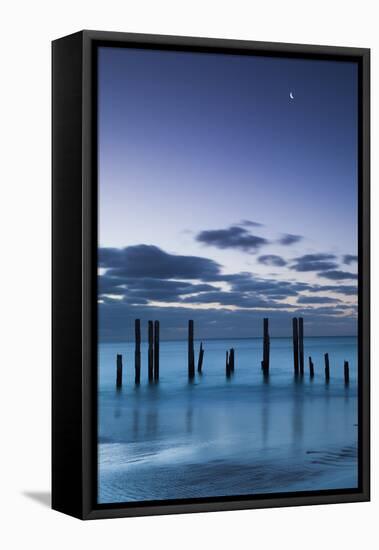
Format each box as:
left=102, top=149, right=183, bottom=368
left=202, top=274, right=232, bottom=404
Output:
left=52, top=30, right=370, bottom=520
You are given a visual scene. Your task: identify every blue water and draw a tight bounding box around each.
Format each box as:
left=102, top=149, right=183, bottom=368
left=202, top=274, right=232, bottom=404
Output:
left=98, top=336, right=358, bottom=503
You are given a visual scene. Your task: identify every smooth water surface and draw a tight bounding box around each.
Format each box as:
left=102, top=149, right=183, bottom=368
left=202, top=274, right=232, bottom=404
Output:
left=98, top=336, right=358, bottom=503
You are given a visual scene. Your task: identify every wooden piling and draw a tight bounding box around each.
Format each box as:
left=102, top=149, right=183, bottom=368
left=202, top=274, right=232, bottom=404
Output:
left=299, top=317, right=304, bottom=375
left=262, top=318, right=270, bottom=374
left=188, top=320, right=195, bottom=379
left=197, top=342, right=204, bottom=373
left=148, top=320, right=154, bottom=382
left=292, top=318, right=299, bottom=374
left=229, top=348, right=235, bottom=372
left=309, top=356, right=314, bottom=378
left=324, top=353, right=330, bottom=382
left=154, top=320, right=160, bottom=381
left=135, top=319, right=141, bottom=385
left=116, top=354, right=123, bottom=389
left=226, top=350, right=231, bottom=378
left=344, top=360, right=350, bottom=385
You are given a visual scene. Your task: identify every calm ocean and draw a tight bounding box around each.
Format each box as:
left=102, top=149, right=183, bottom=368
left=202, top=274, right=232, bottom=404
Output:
left=98, top=336, right=358, bottom=503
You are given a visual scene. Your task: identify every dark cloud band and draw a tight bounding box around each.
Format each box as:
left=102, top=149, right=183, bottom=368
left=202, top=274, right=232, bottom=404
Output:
left=196, top=225, right=268, bottom=252
left=343, top=254, right=358, bottom=265
left=318, top=270, right=358, bottom=281
left=98, top=245, right=357, bottom=332
left=258, top=254, right=287, bottom=267
left=278, top=233, right=303, bottom=245
left=100, top=244, right=221, bottom=280
left=291, top=253, right=338, bottom=272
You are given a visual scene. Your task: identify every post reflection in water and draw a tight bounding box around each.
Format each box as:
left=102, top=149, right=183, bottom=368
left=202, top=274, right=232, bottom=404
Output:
left=132, top=409, right=139, bottom=440
left=186, top=406, right=193, bottom=435
left=291, top=379, right=304, bottom=449
left=113, top=390, right=123, bottom=419
left=261, top=382, right=270, bottom=448
left=145, top=409, right=159, bottom=438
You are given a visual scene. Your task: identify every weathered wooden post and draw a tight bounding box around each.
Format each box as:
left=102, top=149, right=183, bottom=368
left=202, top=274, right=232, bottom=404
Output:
left=197, top=342, right=204, bottom=373
left=135, top=319, right=141, bottom=385
left=309, top=356, right=314, bottom=378
left=188, top=320, right=195, bottom=379
left=324, top=353, right=330, bottom=382
left=154, top=320, right=160, bottom=381
left=116, top=354, right=123, bottom=389
left=262, top=318, right=270, bottom=374
left=299, top=317, right=304, bottom=375
left=229, top=348, right=235, bottom=372
left=226, top=350, right=231, bottom=378
left=292, top=317, right=299, bottom=375
left=344, top=360, right=350, bottom=385
left=148, top=320, right=154, bottom=382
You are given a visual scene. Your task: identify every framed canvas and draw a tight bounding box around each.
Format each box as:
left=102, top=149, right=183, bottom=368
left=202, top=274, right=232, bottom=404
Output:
left=52, top=30, right=370, bottom=519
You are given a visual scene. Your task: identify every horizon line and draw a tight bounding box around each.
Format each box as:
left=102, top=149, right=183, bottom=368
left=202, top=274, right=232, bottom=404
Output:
left=99, top=334, right=357, bottom=344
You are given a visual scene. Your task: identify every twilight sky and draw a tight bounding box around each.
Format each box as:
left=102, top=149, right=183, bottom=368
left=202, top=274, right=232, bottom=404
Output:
left=97, top=46, right=358, bottom=341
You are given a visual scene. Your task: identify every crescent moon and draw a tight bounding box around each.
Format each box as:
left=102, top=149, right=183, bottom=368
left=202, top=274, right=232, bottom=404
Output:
left=290, top=92, right=294, bottom=100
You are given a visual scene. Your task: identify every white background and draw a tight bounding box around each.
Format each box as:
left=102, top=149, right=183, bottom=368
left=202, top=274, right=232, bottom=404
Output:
left=0, top=1, right=376, bottom=548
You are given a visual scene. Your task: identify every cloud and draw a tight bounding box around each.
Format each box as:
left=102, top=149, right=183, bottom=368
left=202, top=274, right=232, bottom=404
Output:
left=97, top=245, right=357, bottom=339
left=238, top=219, right=263, bottom=227
left=297, top=296, right=341, bottom=304
left=98, top=275, right=126, bottom=296
left=295, top=305, right=355, bottom=316
left=181, top=290, right=293, bottom=309
left=343, top=254, right=358, bottom=265
left=318, top=270, right=358, bottom=281
left=98, top=246, right=310, bottom=308
left=307, top=284, right=357, bottom=296
left=291, top=253, right=338, bottom=272
left=100, top=245, right=221, bottom=280
left=258, top=254, right=287, bottom=267
left=98, top=245, right=223, bottom=303
left=112, top=279, right=219, bottom=303
left=196, top=226, right=268, bottom=252
left=229, top=276, right=309, bottom=297
left=100, top=273, right=302, bottom=310
left=278, top=233, right=303, bottom=246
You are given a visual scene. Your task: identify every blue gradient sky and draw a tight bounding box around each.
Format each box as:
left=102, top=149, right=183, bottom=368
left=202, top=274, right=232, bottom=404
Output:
left=97, top=46, right=358, bottom=340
